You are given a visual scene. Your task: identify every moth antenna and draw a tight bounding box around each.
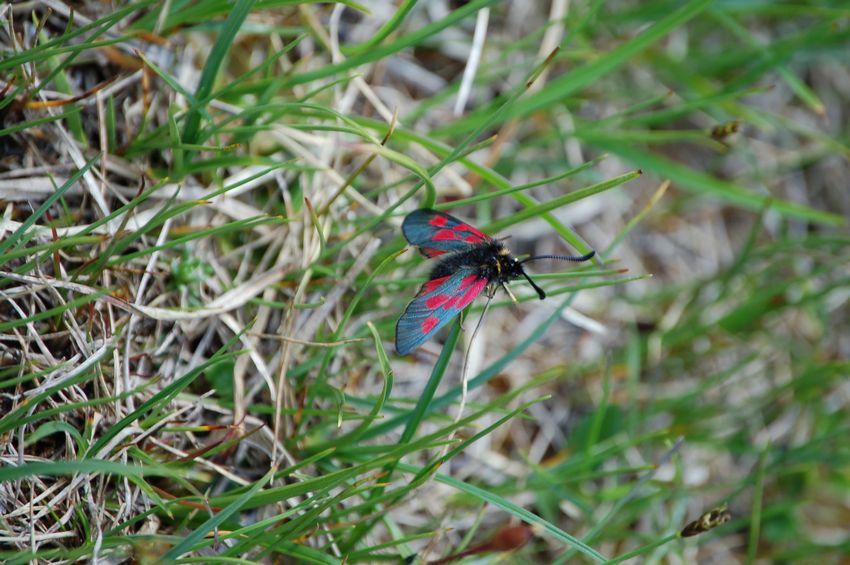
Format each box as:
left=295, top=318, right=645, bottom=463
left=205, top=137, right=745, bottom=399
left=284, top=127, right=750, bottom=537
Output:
left=520, top=271, right=547, bottom=300
left=521, top=250, right=595, bottom=264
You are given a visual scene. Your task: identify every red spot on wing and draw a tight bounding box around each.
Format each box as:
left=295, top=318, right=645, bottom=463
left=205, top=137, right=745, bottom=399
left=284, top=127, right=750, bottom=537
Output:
left=433, top=229, right=457, bottom=241
left=457, top=274, right=478, bottom=291
left=422, top=276, right=450, bottom=294
left=456, top=278, right=488, bottom=309
left=424, top=293, right=449, bottom=309
left=452, top=223, right=489, bottom=241
left=421, top=275, right=483, bottom=313
left=429, top=215, right=449, bottom=227
left=422, top=247, right=446, bottom=257
left=425, top=292, right=465, bottom=311
left=421, top=315, right=439, bottom=334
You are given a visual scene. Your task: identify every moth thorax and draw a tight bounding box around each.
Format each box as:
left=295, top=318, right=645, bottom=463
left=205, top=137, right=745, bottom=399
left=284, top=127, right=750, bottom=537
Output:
left=492, top=253, right=519, bottom=283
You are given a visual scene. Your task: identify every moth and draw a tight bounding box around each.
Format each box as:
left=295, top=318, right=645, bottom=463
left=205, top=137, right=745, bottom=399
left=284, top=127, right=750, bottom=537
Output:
left=395, top=209, right=594, bottom=355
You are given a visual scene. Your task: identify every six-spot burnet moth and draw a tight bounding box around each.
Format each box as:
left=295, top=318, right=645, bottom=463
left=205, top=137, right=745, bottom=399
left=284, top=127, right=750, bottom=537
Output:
left=395, top=209, right=595, bottom=355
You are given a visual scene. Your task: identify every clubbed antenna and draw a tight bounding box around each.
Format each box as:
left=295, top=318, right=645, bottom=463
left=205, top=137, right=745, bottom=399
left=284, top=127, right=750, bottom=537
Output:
left=518, top=250, right=595, bottom=300
left=520, top=250, right=595, bottom=264
left=520, top=271, right=547, bottom=300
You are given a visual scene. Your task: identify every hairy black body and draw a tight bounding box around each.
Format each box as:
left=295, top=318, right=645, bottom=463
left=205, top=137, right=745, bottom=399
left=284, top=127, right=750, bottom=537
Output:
left=430, top=241, right=549, bottom=299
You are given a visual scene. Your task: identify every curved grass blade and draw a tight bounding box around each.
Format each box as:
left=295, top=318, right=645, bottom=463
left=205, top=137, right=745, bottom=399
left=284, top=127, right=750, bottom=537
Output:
left=0, top=459, right=176, bottom=483
left=397, top=463, right=607, bottom=563
left=0, top=155, right=97, bottom=260
left=161, top=467, right=274, bottom=561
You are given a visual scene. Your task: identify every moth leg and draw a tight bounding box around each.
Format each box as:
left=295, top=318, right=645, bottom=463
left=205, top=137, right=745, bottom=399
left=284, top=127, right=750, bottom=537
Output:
left=501, top=283, right=518, bottom=305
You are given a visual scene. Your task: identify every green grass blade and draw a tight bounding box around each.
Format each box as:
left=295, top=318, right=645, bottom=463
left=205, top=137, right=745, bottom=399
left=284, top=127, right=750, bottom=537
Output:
left=182, top=0, right=258, bottom=145
left=398, top=463, right=607, bottom=563
left=162, top=467, right=274, bottom=561
left=0, top=155, right=97, bottom=259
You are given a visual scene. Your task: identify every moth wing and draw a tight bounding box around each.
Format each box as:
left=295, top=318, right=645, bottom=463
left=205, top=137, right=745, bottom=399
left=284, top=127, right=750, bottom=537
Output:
left=395, top=268, right=489, bottom=355
left=402, top=209, right=493, bottom=258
